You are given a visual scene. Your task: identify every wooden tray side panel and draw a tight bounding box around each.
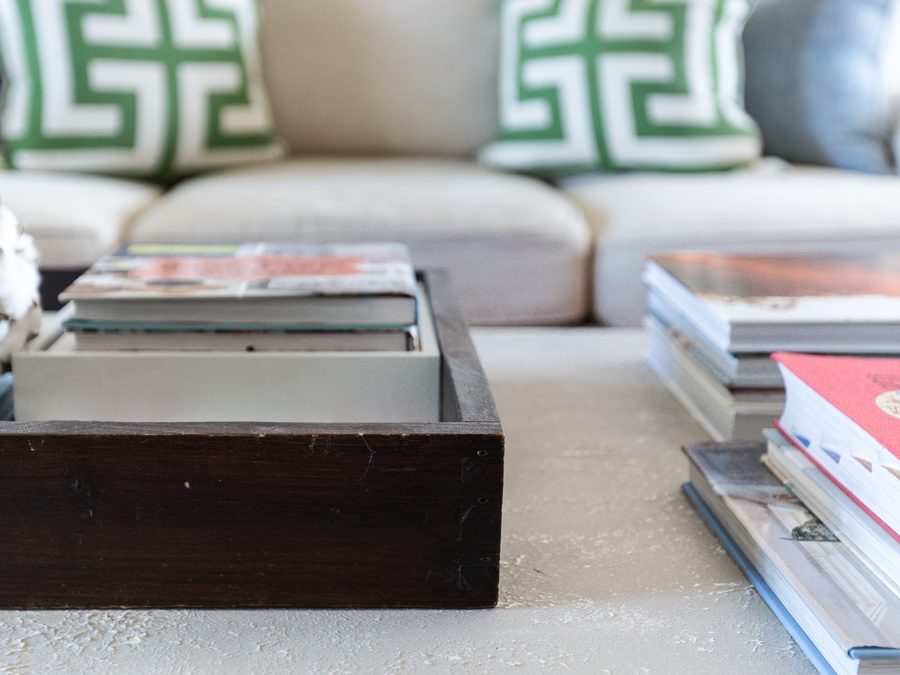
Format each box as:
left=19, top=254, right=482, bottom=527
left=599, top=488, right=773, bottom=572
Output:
left=0, top=430, right=503, bottom=608
left=0, top=271, right=504, bottom=608
left=423, top=271, right=501, bottom=425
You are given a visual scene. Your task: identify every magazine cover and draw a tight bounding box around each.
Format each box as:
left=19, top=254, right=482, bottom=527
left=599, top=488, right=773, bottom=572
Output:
left=774, top=353, right=900, bottom=461
left=648, top=252, right=900, bottom=324
left=685, top=442, right=900, bottom=662
left=59, top=242, right=417, bottom=301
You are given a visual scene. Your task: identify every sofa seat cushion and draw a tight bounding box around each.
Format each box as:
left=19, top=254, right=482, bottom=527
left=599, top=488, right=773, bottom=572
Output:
left=561, top=160, right=900, bottom=326
left=0, top=171, right=161, bottom=267
left=127, top=158, right=591, bottom=325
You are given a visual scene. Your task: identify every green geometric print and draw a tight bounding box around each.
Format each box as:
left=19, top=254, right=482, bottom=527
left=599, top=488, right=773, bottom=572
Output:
left=480, top=0, right=761, bottom=173
left=0, top=0, right=283, bottom=182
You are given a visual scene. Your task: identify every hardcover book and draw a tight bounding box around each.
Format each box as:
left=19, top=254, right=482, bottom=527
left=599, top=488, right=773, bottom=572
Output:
left=647, top=291, right=784, bottom=388
left=644, top=314, right=783, bottom=441
left=763, top=429, right=900, bottom=596
left=59, top=242, right=418, bottom=329
left=774, top=352, right=900, bottom=542
left=69, top=328, right=417, bottom=352
left=645, top=252, right=900, bottom=353
left=684, top=441, right=900, bottom=675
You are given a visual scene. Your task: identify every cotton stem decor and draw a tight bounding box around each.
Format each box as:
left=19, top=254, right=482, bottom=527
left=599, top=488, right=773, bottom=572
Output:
left=0, top=202, right=41, bottom=365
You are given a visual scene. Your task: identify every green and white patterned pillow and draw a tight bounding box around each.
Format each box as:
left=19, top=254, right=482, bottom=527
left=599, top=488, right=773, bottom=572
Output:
left=0, top=0, right=283, bottom=182
left=481, top=0, right=762, bottom=173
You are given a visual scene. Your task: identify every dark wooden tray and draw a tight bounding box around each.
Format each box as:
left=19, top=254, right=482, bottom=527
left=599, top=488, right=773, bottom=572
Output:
left=0, top=271, right=504, bottom=608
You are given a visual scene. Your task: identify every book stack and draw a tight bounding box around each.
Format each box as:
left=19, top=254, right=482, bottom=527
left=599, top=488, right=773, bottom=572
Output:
left=644, top=252, right=900, bottom=441
left=683, top=354, right=900, bottom=675
left=11, top=242, right=441, bottom=424
left=59, top=242, right=419, bottom=352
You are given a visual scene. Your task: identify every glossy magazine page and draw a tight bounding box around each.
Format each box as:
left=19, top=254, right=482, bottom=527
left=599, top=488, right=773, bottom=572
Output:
left=59, top=242, right=418, bottom=301
left=684, top=442, right=900, bottom=663
left=649, top=252, right=900, bottom=326
left=763, top=430, right=900, bottom=597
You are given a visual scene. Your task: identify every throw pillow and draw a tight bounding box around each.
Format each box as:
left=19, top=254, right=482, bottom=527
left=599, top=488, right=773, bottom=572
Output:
left=743, top=0, right=900, bottom=174
left=0, top=0, right=283, bottom=182
left=480, top=0, right=762, bottom=173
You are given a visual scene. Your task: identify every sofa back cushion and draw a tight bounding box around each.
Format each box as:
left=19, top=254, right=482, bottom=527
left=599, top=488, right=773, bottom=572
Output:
left=0, top=0, right=283, bottom=182
left=478, top=0, right=761, bottom=174
left=743, top=0, right=900, bottom=174
left=259, top=0, right=499, bottom=157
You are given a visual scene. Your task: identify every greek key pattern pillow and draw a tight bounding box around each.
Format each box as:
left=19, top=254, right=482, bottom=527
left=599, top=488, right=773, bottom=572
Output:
left=0, top=0, right=283, bottom=182
left=480, top=0, right=762, bottom=173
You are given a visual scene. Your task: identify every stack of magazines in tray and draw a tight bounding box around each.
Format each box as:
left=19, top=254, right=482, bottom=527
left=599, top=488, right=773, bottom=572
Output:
left=683, top=352, right=900, bottom=675
left=59, top=242, right=420, bottom=352
left=10, top=241, right=431, bottom=423
left=10, top=242, right=439, bottom=424
left=644, top=252, right=900, bottom=441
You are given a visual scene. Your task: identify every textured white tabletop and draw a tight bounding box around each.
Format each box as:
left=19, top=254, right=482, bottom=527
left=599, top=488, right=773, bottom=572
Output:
left=0, top=329, right=814, bottom=674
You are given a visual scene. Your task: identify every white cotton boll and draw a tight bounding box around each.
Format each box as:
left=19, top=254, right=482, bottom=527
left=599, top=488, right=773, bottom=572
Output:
left=0, top=203, right=41, bottom=363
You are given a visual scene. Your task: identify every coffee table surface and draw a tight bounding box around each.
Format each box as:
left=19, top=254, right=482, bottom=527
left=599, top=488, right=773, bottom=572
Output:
left=0, top=328, right=813, bottom=674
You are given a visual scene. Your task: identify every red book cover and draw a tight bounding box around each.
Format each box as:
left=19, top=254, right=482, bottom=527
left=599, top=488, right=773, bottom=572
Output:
left=773, top=352, right=900, bottom=461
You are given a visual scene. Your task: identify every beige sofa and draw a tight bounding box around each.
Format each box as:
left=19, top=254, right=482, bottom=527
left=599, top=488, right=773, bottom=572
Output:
left=3, top=0, right=900, bottom=326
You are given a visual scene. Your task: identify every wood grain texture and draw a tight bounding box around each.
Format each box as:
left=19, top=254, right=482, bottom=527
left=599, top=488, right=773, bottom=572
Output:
left=0, top=272, right=503, bottom=608
left=423, top=270, right=501, bottom=425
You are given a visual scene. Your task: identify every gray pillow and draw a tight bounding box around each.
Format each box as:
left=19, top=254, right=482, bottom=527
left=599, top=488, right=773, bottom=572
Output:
left=743, top=0, right=899, bottom=174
